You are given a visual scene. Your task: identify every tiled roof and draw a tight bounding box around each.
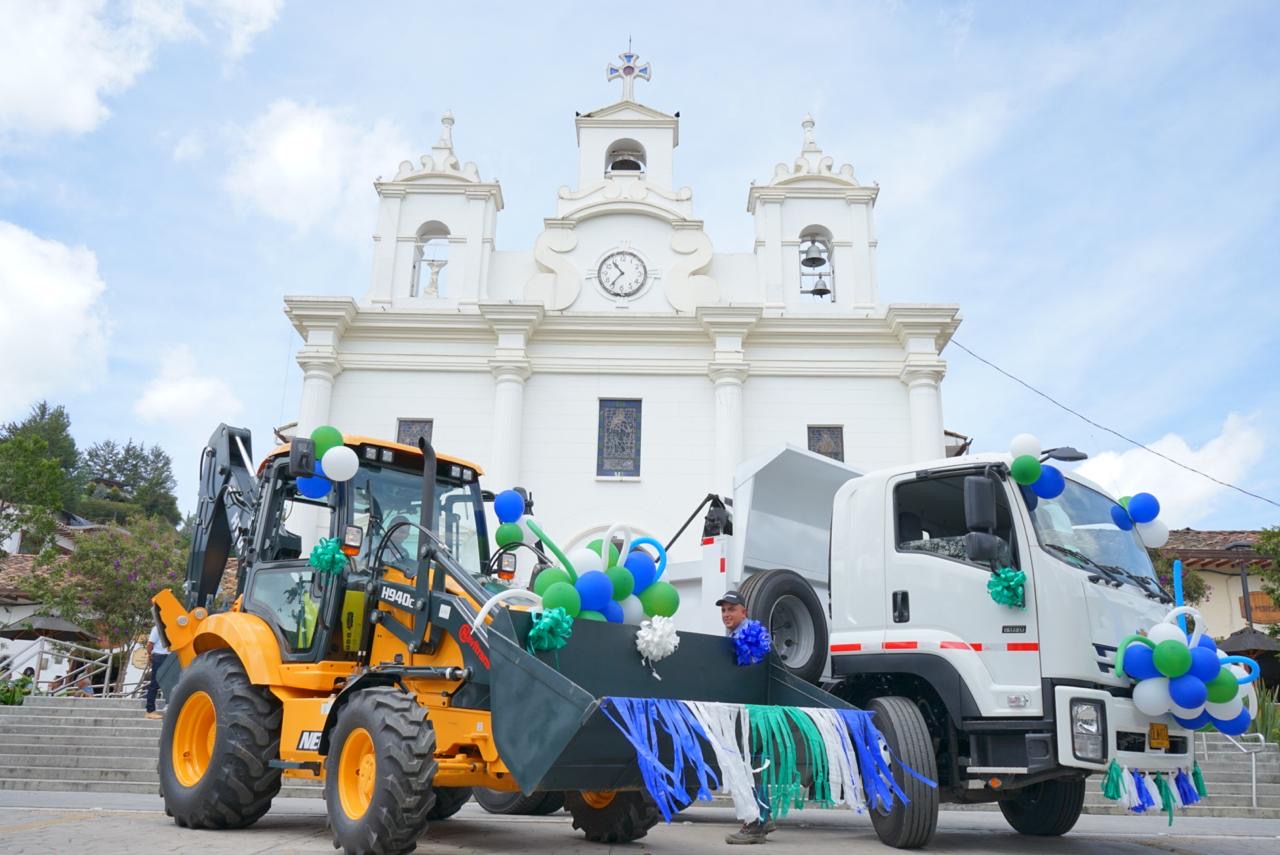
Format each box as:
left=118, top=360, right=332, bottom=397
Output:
left=1158, top=529, right=1269, bottom=570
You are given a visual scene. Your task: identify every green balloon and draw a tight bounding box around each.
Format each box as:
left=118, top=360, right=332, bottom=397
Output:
left=533, top=568, right=572, bottom=597
left=638, top=580, right=680, bottom=617
left=1119, top=495, right=1132, bottom=509
left=310, top=425, right=343, bottom=458
left=606, top=565, right=634, bottom=600
left=586, top=538, right=621, bottom=567
left=578, top=610, right=607, bottom=622
left=1206, top=667, right=1239, bottom=704
left=1152, top=640, right=1191, bottom=678
left=540, top=581, right=581, bottom=617
left=1009, top=454, right=1042, bottom=486
left=495, top=522, right=524, bottom=547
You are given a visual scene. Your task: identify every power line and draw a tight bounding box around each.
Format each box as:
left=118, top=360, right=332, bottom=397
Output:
left=949, top=338, right=1280, bottom=510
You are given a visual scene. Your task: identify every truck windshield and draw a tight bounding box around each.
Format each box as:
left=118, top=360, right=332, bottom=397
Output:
left=350, top=463, right=485, bottom=576
left=1026, top=478, right=1163, bottom=595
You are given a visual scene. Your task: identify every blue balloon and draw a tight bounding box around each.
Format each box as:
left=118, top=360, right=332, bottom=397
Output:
left=1214, top=708, right=1252, bottom=737
left=1196, top=634, right=1218, bottom=652
left=1128, top=492, right=1160, bottom=524
left=1169, top=673, right=1208, bottom=710
left=1110, top=505, right=1133, bottom=531
left=1031, top=464, right=1066, bottom=499
left=1188, top=646, right=1220, bottom=682
left=575, top=570, right=613, bottom=612
left=1123, top=644, right=1159, bottom=680
left=494, top=490, right=525, bottom=524
left=1020, top=485, right=1038, bottom=512
left=297, top=460, right=331, bottom=499
left=1173, top=711, right=1211, bottom=730
left=625, top=550, right=657, bottom=593
left=602, top=599, right=624, bottom=623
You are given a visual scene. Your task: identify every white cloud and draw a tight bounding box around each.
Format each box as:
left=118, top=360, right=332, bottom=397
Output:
left=223, top=99, right=409, bottom=238
left=0, top=222, right=110, bottom=418
left=134, top=345, right=243, bottom=425
left=0, top=1, right=282, bottom=140
left=172, top=132, right=206, bottom=162
left=1076, top=414, right=1266, bottom=529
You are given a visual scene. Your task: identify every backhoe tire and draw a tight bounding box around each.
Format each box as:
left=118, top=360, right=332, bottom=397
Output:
left=473, top=788, right=565, bottom=815
left=159, top=649, right=282, bottom=829
left=998, top=777, right=1085, bottom=836
left=426, top=786, right=472, bottom=820
left=565, top=790, right=660, bottom=843
left=867, top=696, right=939, bottom=850
left=324, top=687, right=437, bottom=854
left=740, top=569, right=829, bottom=684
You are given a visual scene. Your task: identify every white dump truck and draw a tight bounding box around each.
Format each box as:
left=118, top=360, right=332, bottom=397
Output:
left=664, top=444, right=1191, bottom=847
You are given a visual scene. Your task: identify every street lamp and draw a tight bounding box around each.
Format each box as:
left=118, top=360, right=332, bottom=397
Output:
left=1225, top=540, right=1255, bottom=630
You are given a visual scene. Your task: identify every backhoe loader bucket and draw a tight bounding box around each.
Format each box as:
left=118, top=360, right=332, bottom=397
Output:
left=489, top=614, right=850, bottom=794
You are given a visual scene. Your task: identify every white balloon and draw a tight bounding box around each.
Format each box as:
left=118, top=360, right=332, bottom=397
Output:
left=1133, top=678, right=1172, bottom=717
left=1009, top=433, right=1042, bottom=459
left=1137, top=519, right=1170, bottom=549
left=1206, top=697, right=1244, bottom=720
left=1146, top=623, right=1186, bottom=645
left=619, top=595, right=647, bottom=625
left=568, top=547, right=605, bottom=575
left=1170, top=701, right=1206, bottom=719
left=321, top=445, right=359, bottom=481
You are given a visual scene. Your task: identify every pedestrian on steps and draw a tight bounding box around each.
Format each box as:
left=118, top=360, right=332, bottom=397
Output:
left=144, top=624, right=169, bottom=720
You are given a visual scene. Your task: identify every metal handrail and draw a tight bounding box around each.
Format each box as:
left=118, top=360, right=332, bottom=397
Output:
left=1, top=636, right=148, bottom=698
left=1199, top=730, right=1266, bottom=808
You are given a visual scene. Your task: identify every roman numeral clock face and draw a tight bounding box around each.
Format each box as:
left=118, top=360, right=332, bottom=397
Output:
left=597, top=251, right=648, bottom=298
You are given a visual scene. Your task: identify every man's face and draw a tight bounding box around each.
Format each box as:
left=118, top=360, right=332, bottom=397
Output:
left=720, top=602, right=747, bottom=630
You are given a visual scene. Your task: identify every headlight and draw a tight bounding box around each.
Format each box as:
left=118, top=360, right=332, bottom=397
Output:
left=1070, top=699, right=1106, bottom=762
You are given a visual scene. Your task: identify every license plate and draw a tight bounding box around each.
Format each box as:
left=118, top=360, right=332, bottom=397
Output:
left=1149, top=723, right=1169, bottom=750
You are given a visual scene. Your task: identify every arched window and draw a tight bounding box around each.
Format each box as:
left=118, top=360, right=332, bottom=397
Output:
left=605, top=139, right=646, bottom=175
left=799, top=225, right=834, bottom=301
left=411, top=221, right=450, bottom=297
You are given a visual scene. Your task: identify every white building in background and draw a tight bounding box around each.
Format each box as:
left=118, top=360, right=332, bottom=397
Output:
left=285, top=51, right=961, bottom=559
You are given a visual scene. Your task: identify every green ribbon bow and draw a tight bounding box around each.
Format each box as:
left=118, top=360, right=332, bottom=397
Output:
left=527, top=607, right=574, bottom=654
left=308, top=537, right=348, bottom=576
left=987, top=566, right=1026, bottom=609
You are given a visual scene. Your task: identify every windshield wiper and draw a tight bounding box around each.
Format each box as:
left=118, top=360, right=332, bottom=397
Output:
left=1042, top=543, right=1125, bottom=588
left=1105, top=566, right=1173, bottom=603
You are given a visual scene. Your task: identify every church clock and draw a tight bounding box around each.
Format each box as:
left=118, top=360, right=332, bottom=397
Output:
left=597, top=250, right=648, bottom=298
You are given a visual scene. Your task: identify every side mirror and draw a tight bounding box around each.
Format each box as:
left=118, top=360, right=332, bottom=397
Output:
left=289, top=437, right=317, bottom=478
left=964, top=475, right=997, bottom=533
left=965, top=532, right=1005, bottom=564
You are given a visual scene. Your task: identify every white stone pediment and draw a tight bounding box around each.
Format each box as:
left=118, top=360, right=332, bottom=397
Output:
left=579, top=100, right=676, bottom=122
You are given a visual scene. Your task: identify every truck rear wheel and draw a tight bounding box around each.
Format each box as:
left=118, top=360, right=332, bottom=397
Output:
left=565, top=790, right=660, bottom=843
left=740, top=569, right=829, bottom=683
left=159, top=649, right=282, bottom=829
left=473, top=788, right=565, bottom=815
left=426, top=786, right=472, bottom=820
left=867, top=696, right=938, bottom=850
left=324, top=687, right=437, bottom=854
left=998, top=778, right=1085, bottom=836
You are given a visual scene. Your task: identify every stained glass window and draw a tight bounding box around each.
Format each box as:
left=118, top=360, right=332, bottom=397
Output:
left=396, top=418, right=433, bottom=448
left=807, top=425, right=844, bottom=462
left=597, top=399, right=642, bottom=477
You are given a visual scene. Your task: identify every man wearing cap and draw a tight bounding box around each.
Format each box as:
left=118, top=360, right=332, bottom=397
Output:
left=716, top=590, right=775, bottom=845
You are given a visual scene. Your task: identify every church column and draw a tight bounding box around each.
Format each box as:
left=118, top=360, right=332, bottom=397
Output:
left=709, top=365, right=749, bottom=495
left=901, top=365, right=946, bottom=460
left=480, top=303, right=544, bottom=490
left=290, top=300, right=356, bottom=435
left=297, top=355, right=338, bottom=435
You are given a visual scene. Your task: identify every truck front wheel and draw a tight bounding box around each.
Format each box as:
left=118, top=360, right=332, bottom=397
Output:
left=473, top=788, right=565, bottom=815
left=867, top=696, right=939, bottom=850
left=998, top=777, right=1085, bottom=836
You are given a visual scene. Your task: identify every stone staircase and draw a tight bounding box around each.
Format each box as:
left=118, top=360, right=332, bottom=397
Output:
left=1, top=696, right=1276, bottom=819
left=0, top=695, right=321, bottom=798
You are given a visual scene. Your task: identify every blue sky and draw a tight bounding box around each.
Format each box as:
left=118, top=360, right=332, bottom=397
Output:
left=1, top=0, right=1277, bottom=530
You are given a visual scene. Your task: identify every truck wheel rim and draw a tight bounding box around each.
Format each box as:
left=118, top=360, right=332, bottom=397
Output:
left=768, top=595, right=814, bottom=668
left=873, top=732, right=894, bottom=815
left=172, top=690, right=216, bottom=788
left=580, top=790, right=616, bottom=809
left=339, top=727, right=377, bottom=820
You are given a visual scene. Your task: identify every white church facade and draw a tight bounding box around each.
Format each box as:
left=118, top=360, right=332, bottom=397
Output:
left=285, top=52, right=960, bottom=559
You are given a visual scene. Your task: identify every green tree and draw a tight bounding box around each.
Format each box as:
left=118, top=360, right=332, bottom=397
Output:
left=79, top=439, right=180, bottom=525
left=0, top=435, right=65, bottom=556
left=2, top=401, right=80, bottom=511
left=29, top=516, right=185, bottom=692
left=1255, top=527, right=1280, bottom=639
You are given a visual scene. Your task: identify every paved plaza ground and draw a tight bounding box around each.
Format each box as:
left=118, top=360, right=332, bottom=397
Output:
left=1, top=792, right=1277, bottom=854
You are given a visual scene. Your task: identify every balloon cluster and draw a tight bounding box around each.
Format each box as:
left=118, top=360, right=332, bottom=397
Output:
left=1118, top=607, right=1261, bottom=736
left=492, top=489, right=681, bottom=624
left=296, top=425, right=360, bottom=499
left=1007, top=434, right=1065, bottom=499
left=1110, top=492, right=1169, bottom=548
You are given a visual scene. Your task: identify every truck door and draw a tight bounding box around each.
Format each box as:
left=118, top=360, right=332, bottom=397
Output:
left=885, top=470, right=1043, bottom=717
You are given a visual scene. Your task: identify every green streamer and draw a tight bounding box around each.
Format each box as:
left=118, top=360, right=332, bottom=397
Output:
left=1100, top=759, right=1125, bottom=801
left=1113, top=633, right=1156, bottom=680
left=1192, top=761, right=1208, bottom=798
left=986, top=566, right=1026, bottom=609
left=784, top=708, right=831, bottom=807
left=748, top=705, right=801, bottom=818
left=308, top=537, right=347, bottom=576
left=526, top=520, right=578, bottom=582
left=1153, top=772, right=1175, bottom=826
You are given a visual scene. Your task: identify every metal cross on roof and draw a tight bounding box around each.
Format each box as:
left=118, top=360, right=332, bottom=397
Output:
left=606, top=50, right=651, bottom=102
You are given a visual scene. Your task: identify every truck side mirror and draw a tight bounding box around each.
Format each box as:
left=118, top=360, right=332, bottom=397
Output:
left=964, top=475, right=997, bottom=533
left=289, top=437, right=316, bottom=478
left=965, top=532, right=1005, bottom=564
